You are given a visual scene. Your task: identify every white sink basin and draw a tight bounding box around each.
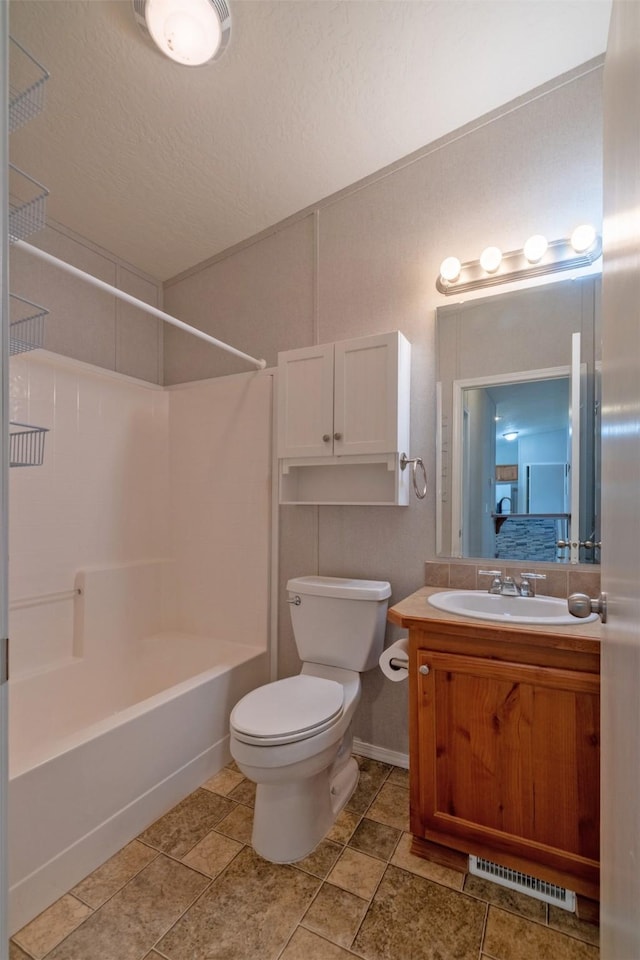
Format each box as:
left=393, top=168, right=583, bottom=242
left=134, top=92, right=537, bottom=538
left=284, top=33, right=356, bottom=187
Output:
left=427, top=590, right=598, bottom=625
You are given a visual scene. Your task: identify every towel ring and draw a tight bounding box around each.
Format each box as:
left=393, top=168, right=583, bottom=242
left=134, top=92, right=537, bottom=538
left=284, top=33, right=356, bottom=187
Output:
left=400, top=453, right=427, bottom=500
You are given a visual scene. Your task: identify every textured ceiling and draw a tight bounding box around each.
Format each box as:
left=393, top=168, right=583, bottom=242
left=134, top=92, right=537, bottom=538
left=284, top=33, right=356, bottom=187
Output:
left=9, top=0, right=611, bottom=280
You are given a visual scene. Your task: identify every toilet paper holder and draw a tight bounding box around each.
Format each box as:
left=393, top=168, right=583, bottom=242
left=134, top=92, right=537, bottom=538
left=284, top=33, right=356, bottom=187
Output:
left=379, top=637, right=409, bottom=682
left=388, top=659, right=428, bottom=673
left=389, top=657, right=408, bottom=670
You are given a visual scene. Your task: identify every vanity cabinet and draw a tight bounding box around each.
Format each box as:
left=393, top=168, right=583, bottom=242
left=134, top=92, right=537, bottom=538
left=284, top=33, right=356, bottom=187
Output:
left=277, top=331, right=411, bottom=505
left=389, top=591, right=600, bottom=903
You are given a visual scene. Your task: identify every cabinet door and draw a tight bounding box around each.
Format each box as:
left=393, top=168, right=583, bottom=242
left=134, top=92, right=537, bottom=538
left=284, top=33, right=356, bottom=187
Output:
left=277, top=344, right=335, bottom=458
left=414, top=650, right=600, bottom=887
left=333, top=333, right=401, bottom=455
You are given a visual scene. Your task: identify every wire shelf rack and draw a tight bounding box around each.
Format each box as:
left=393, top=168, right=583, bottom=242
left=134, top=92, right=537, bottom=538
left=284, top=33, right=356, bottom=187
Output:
left=9, top=36, right=49, bottom=133
left=9, top=164, right=48, bottom=243
left=9, top=422, right=49, bottom=468
left=9, top=294, right=48, bottom=355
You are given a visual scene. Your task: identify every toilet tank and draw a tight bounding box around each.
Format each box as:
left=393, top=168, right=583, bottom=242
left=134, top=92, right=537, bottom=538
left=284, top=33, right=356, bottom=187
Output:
left=287, top=576, right=391, bottom=671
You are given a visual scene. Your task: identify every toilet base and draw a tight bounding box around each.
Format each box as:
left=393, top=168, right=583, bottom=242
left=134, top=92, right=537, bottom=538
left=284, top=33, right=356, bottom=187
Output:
left=251, top=755, right=359, bottom=864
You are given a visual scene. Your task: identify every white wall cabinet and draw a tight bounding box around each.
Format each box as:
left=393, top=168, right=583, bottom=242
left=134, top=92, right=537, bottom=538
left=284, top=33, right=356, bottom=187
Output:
left=277, top=331, right=411, bottom=505
left=277, top=342, right=336, bottom=459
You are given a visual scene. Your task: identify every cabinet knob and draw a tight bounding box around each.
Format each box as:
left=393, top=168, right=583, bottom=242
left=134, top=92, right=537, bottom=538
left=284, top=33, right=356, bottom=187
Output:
left=322, top=434, right=331, bottom=443
left=419, top=664, right=430, bottom=675
left=334, top=432, right=343, bottom=441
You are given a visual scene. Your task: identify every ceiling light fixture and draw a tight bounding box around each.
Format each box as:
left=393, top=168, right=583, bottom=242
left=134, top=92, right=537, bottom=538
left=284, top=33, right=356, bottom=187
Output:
left=502, top=431, right=519, bottom=442
left=436, top=225, right=601, bottom=295
left=133, top=0, right=231, bottom=66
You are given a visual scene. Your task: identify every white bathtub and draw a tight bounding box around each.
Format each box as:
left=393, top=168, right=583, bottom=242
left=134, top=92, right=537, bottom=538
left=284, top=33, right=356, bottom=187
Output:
left=8, top=563, right=269, bottom=933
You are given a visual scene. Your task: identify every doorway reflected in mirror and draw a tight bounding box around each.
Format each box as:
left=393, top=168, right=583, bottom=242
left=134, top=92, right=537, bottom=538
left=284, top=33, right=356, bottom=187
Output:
left=462, top=377, right=572, bottom=562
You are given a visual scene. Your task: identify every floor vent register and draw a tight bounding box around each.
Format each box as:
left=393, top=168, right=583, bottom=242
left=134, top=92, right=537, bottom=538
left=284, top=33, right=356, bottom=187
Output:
left=468, top=856, right=576, bottom=912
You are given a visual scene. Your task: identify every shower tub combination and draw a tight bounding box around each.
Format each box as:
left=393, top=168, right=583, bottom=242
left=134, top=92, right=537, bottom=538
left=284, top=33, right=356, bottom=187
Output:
left=8, top=560, right=269, bottom=934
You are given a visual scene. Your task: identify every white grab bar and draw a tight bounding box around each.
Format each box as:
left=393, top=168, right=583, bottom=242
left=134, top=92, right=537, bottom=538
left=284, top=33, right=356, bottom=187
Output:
left=9, top=587, right=82, bottom=611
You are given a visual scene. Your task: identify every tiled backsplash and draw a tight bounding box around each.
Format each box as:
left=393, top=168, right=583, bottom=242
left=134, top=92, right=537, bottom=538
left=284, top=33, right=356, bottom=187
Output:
left=425, top=560, right=601, bottom=599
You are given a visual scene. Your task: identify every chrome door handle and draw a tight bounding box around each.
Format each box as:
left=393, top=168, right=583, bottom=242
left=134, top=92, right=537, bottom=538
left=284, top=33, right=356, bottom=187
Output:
left=568, top=591, right=607, bottom=623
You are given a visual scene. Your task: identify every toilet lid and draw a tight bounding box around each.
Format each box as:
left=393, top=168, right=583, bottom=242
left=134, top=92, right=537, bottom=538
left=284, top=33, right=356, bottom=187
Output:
left=230, top=675, right=344, bottom=746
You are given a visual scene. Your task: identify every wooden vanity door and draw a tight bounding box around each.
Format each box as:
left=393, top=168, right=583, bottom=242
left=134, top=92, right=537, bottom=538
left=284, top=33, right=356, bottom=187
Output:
left=413, top=649, right=600, bottom=890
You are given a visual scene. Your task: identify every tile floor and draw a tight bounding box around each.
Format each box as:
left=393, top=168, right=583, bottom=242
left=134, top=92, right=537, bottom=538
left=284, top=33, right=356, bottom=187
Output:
left=11, top=757, right=600, bottom=960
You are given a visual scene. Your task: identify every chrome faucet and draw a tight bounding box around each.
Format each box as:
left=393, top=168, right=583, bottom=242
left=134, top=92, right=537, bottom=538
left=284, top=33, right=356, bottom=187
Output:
left=478, top=570, right=547, bottom=596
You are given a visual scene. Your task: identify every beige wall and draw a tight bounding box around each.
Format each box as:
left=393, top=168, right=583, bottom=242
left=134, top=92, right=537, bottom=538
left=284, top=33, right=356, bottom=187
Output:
left=162, top=64, right=604, bottom=755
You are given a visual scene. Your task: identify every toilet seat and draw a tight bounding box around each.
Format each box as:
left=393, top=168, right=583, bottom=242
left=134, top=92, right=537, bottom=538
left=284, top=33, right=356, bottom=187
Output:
left=230, top=675, right=344, bottom=746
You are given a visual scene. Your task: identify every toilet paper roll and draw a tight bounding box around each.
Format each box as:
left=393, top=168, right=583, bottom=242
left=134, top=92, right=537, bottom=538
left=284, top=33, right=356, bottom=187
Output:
left=379, top=637, right=409, bottom=682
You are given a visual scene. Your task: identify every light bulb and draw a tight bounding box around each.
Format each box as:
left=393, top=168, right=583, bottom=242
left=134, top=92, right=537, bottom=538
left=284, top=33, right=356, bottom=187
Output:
left=570, top=224, right=597, bottom=254
left=439, top=257, right=461, bottom=283
left=479, top=246, right=502, bottom=274
left=523, top=234, right=548, bottom=264
left=144, top=0, right=223, bottom=65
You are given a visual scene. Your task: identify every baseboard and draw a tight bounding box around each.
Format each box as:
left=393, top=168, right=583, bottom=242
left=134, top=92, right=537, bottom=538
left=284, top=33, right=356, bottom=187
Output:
left=9, top=737, right=231, bottom=935
left=353, top=738, right=409, bottom=770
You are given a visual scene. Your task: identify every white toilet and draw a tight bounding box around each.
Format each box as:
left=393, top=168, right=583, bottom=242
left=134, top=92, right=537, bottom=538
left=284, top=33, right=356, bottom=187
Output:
left=229, top=575, right=391, bottom=863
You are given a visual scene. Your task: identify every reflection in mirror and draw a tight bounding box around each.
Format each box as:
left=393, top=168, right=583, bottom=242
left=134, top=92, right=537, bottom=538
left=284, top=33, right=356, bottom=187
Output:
left=461, top=375, right=571, bottom=562
left=436, top=277, right=600, bottom=564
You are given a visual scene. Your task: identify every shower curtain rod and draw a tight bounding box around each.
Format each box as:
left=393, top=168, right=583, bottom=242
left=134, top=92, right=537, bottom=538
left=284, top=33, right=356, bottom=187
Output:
left=14, top=240, right=267, bottom=370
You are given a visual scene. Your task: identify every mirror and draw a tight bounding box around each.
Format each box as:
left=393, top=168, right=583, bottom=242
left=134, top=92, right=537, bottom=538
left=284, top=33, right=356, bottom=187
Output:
left=436, top=276, right=601, bottom=564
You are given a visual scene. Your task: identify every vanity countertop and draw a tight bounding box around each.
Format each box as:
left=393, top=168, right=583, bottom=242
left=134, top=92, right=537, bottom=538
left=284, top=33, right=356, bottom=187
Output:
left=389, top=586, right=601, bottom=651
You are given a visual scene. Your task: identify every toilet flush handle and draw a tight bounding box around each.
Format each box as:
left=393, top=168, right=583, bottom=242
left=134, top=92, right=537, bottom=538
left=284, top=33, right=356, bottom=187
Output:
left=287, top=595, right=302, bottom=606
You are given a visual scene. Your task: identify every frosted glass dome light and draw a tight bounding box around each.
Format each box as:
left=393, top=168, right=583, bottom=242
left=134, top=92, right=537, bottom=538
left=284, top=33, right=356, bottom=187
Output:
left=523, top=234, right=548, bottom=264
left=439, top=257, right=462, bottom=283
left=133, top=0, right=231, bottom=65
left=479, top=246, right=503, bottom=274
left=570, top=224, right=597, bottom=254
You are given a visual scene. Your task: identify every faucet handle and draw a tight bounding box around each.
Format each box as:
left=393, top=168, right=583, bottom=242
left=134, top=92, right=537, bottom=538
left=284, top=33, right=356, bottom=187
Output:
left=519, top=572, right=546, bottom=597
left=478, top=569, right=502, bottom=594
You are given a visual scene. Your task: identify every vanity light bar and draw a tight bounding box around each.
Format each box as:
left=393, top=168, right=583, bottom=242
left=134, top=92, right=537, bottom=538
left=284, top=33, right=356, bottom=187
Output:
left=436, top=231, right=602, bottom=296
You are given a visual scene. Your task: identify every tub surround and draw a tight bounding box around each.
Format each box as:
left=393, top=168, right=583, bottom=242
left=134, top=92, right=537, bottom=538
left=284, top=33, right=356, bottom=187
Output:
left=389, top=587, right=600, bottom=915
